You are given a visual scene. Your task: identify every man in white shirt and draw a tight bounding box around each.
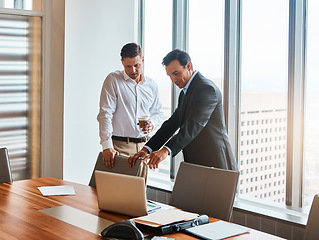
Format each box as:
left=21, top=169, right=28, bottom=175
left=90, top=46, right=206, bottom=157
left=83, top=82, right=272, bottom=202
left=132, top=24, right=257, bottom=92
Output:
left=97, top=43, right=163, bottom=179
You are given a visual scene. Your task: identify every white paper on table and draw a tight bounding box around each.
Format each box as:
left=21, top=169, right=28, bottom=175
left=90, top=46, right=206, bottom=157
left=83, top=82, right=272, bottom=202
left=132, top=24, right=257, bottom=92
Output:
left=134, top=209, right=198, bottom=226
left=38, top=185, right=75, bottom=196
left=185, top=221, right=250, bottom=240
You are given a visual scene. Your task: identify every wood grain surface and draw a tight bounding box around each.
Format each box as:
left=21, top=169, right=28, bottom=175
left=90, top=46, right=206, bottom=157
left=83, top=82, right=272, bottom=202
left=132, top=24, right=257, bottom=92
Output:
left=0, top=178, right=285, bottom=240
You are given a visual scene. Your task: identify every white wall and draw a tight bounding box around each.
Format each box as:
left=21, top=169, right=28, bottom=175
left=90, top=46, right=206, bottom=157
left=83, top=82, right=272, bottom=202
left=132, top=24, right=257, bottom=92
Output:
left=64, top=0, right=138, bottom=184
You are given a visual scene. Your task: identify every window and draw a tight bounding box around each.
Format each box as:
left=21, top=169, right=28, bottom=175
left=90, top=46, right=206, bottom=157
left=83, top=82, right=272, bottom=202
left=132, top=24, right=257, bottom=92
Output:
left=303, top=0, right=319, bottom=208
left=188, top=0, right=224, bottom=91
left=141, top=0, right=317, bottom=211
left=238, top=0, right=288, bottom=204
left=143, top=0, right=173, bottom=182
left=0, top=0, right=41, bottom=10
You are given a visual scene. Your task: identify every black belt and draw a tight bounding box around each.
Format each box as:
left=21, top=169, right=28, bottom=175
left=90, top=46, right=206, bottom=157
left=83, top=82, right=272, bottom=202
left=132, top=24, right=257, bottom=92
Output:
left=112, top=136, right=149, bottom=143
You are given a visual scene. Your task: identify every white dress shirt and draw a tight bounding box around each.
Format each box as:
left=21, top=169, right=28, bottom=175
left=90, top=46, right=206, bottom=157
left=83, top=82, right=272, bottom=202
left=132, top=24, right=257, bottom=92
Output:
left=97, top=70, right=163, bottom=150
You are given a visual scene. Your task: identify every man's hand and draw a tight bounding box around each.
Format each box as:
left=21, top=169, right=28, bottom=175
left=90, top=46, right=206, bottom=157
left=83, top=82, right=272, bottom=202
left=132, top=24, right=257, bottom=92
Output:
left=144, top=147, right=169, bottom=169
left=128, top=147, right=149, bottom=167
left=102, top=148, right=119, bottom=168
left=138, top=120, right=153, bottom=134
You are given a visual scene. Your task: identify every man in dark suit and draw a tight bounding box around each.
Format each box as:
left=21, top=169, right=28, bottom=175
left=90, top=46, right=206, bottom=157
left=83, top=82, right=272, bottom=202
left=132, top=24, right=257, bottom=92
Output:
left=128, top=49, right=238, bottom=171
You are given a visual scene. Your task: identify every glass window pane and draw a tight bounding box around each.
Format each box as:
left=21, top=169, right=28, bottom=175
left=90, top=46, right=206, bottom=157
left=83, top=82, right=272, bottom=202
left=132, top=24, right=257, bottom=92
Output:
left=238, top=0, right=289, bottom=204
left=188, top=0, right=224, bottom=91
left=143, top=0, right=172, bottom=182
left=0, top=0, right=42, bottom=11
left=303, top=0, right=319, bottom=208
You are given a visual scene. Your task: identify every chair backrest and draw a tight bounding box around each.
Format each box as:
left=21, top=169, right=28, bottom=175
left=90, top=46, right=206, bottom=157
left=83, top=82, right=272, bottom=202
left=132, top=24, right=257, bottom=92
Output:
left=0, top=147, right=13, bottom=183
left=89, top=152, right=141, bottom=188
left=170, top=162, right=239, bottom=221
left=304, top=194, right=319, bottom=240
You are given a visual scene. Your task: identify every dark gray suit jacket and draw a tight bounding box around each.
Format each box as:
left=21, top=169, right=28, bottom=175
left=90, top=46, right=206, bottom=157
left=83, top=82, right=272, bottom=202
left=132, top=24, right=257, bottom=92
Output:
left=146, top=71, right=238, bottom=171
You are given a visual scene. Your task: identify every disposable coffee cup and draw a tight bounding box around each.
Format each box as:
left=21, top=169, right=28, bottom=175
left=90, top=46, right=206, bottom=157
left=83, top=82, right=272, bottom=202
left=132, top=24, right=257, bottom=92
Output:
left=138, top=116, right=149, bottom=129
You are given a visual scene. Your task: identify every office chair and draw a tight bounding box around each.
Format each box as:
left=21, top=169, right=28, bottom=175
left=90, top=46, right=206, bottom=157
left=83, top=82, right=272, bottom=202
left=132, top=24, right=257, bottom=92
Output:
left=0, top=147, right=13, bottom=183
left=89, top=152, right=141, bottom=188
left=170, top=162, right=239, bottom=221
left=303, top=194, right=319, bottom=240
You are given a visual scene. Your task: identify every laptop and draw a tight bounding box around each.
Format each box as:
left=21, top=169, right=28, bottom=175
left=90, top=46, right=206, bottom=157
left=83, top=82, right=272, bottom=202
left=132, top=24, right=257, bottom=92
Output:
left=95, top=170, right=149, bottom=217
left=89, top=153, right=141, bottom=188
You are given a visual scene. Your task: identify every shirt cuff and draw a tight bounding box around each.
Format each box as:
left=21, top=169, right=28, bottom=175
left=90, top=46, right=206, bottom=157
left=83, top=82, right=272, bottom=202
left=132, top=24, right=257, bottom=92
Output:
left=101, top=139, right=113, bottom=150
left=163, top=146, right=172, bottom=156
left=144, top=145, right=153, bottom=154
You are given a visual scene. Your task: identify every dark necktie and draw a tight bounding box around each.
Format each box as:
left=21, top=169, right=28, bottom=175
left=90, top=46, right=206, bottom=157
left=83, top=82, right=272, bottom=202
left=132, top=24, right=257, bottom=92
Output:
left=179, top=91, right=185, bottom=108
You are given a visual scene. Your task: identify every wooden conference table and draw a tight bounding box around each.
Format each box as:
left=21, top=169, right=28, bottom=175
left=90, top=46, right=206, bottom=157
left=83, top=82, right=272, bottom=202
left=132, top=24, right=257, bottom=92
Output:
left=0, top=177, right=284, bottom=239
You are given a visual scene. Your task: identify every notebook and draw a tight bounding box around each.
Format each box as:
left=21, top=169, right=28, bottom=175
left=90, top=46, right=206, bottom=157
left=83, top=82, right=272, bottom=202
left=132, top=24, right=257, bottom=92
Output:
left=89, top=153, right=141, bottom=188
left=95, top=170, right=149, bottom=217
left=185, top=221, right=250, bottom=240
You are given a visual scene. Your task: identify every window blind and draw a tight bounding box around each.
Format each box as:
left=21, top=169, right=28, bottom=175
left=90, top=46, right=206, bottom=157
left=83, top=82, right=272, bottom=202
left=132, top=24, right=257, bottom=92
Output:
left=0, top=17, right=30, bottom=179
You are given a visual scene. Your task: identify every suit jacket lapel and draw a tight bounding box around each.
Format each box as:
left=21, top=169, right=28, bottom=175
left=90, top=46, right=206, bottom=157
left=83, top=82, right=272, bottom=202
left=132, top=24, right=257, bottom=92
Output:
left=178, top=72, right=201, bottom=123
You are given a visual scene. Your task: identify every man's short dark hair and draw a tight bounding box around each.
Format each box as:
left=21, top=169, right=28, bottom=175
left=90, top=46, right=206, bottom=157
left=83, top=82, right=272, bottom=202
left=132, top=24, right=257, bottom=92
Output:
left=120, top=43, right=142, bottom=59
left=162, top=49, right=193, bottom=68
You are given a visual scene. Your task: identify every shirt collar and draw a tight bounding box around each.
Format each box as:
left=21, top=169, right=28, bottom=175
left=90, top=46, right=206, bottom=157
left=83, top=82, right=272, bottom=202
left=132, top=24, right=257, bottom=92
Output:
left=122, top=70, right=145, bottom=84
left=123, top=70, right=130, bottom=81
left=182, top=70, right=198, bottom=94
